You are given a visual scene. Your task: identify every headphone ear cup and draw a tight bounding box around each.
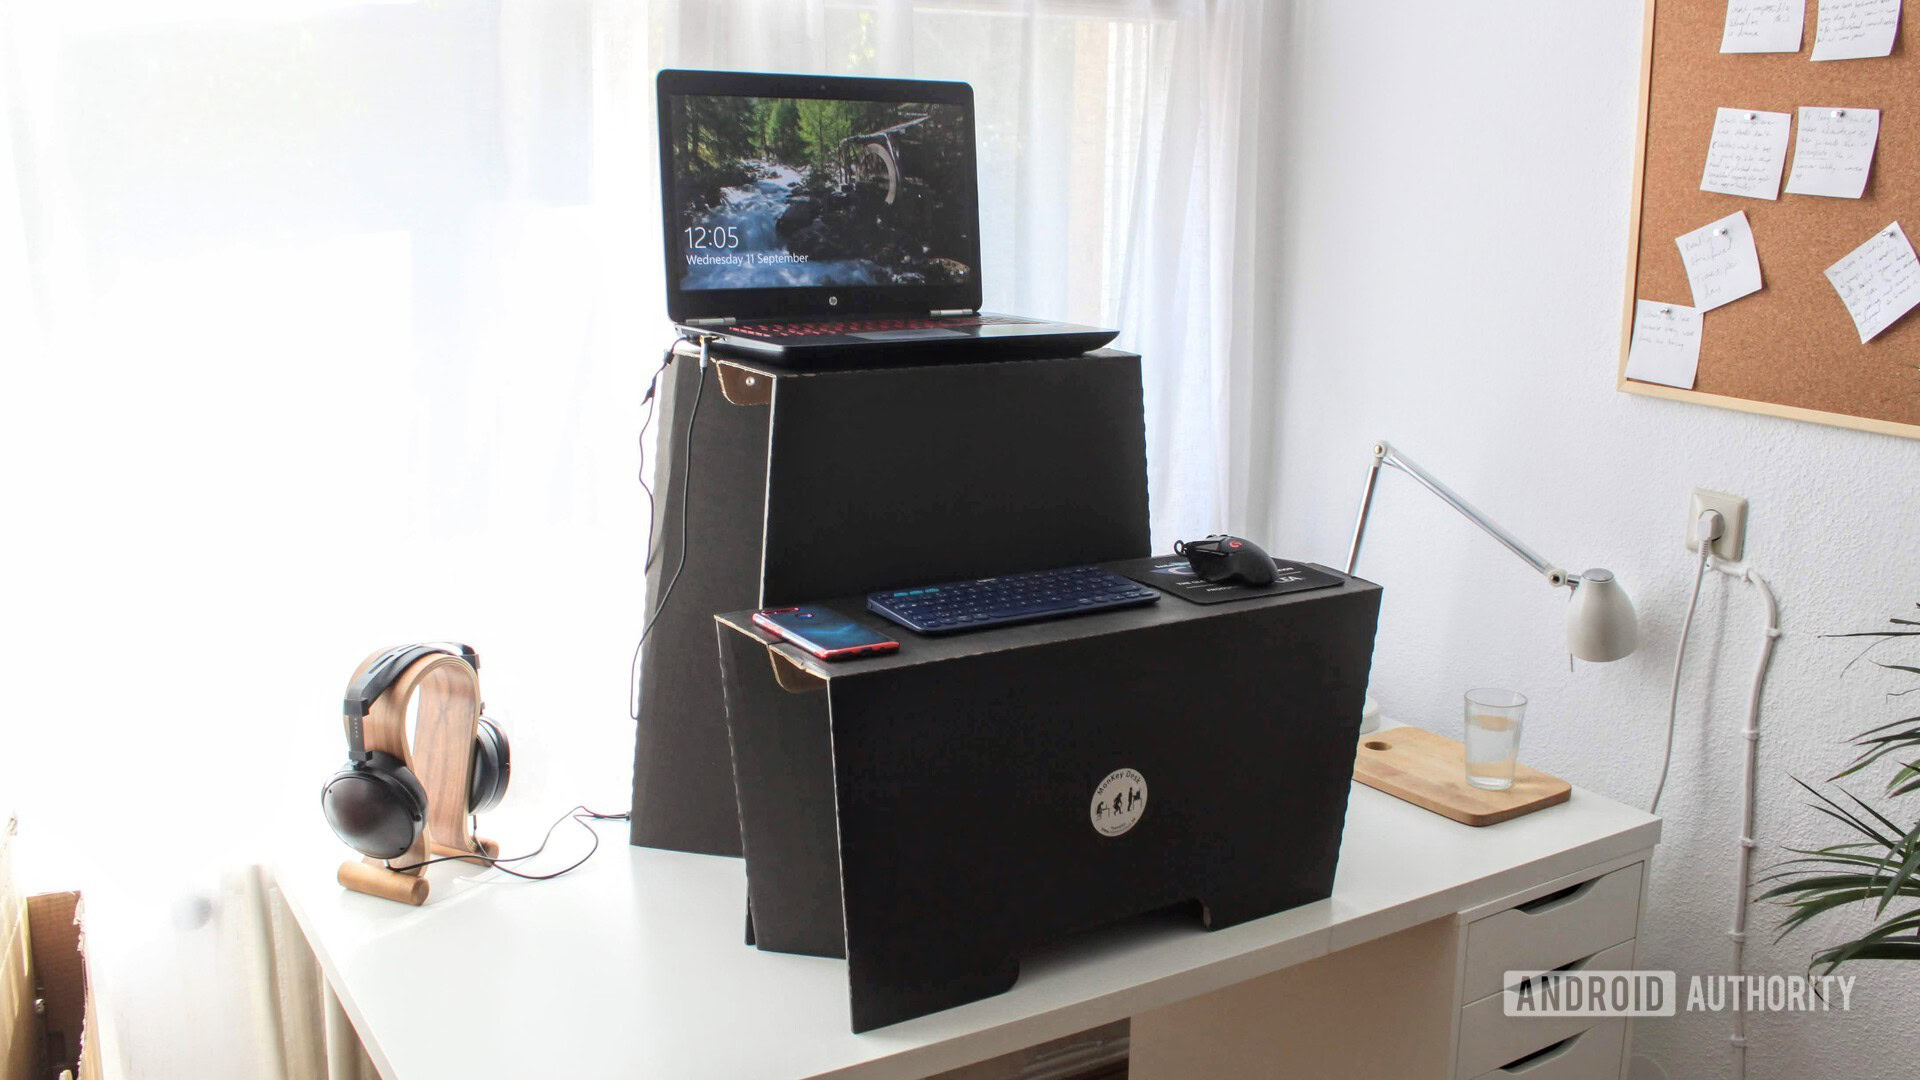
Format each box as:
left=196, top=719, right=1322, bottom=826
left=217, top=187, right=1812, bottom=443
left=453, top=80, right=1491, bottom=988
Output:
left=321, top=751, right=428, bottom=861
left=468, top=715, right=511, bottom=815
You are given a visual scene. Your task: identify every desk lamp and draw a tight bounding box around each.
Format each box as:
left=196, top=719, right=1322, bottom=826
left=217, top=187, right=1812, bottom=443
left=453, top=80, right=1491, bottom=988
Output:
left=1343, top=441, right=1639, bottom=729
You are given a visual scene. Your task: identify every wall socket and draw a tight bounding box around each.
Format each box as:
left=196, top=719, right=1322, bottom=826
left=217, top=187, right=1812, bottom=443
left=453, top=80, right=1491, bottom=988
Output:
left=1686, top=489, right=1748, bottom=560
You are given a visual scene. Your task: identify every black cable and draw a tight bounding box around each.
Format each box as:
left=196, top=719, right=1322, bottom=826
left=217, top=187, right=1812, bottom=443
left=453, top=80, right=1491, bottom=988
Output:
left=628, top=335, right=711, bottom=721
left=627, top=341, right=677, bottom=719
left=383, top=805, right=631, bottom=880
left=638, top=341, right=678, bottom=573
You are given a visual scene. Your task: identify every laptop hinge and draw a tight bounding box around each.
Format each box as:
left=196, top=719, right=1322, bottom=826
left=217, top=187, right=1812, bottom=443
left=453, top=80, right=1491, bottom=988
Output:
left=684, top=317, right=735, bottom=327
left=930, top=308, right=977, bottom=317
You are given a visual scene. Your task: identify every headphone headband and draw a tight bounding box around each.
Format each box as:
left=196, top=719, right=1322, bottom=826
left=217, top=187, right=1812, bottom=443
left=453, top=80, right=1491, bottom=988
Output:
left=342, top=642, right=479, bottom=759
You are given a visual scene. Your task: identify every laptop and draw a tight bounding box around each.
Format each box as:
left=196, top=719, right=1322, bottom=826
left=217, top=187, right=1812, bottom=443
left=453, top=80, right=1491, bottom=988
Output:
left=656, top=69, right=1119, bottom=366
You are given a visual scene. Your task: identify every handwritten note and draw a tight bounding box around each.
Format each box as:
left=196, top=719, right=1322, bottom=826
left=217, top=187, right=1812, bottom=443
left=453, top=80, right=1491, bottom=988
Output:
left=1812, top=0, right=1901, bottom=59
left=1625, top=300, right=1704, bottom=389
left=1825, top=223, right=1920, bottom=343
left=1785, top=107, right=1880, bottom=198
left=1701, top=109, right=1792, bottom=200
left=1722, top=0, right=1806, bottom=52
left=1677, top=212, right=1764, bottom=312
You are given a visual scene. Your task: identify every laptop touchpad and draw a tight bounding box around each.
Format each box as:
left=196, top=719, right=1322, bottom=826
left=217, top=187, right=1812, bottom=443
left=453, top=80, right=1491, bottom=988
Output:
left=847, top=328, right=970, bottom=342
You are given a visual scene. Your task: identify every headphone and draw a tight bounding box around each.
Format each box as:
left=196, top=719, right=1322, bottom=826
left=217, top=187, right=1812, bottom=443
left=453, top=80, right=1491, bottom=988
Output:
left=321, top=642, right=512, bottom=861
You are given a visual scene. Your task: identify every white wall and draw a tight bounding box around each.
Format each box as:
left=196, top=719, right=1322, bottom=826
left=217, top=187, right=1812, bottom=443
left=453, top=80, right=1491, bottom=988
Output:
left=1261, top=4, right=1920, bottom=1078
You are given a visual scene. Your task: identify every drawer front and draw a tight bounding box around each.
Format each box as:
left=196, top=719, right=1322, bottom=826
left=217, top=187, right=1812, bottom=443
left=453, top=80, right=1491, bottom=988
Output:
left=1463, top=863, right=1642, bottom=1003
left=1467, top=1019, right=1625, bottom=1080
left=1458, top=940, right=1634, bottom=1078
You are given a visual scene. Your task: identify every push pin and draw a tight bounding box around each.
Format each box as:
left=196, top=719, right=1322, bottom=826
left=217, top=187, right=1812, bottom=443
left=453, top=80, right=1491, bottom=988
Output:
left=1746, top=112, right=1757, bottom=121
left=1831, top=109, right=1846, bottom=119
left=1716, top=227, right=1729, bottom=236
left=1661, top=306, right=1675, bottom=317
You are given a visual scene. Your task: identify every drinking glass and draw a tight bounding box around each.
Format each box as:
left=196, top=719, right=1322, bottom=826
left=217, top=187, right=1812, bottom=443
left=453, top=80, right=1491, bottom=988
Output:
left=1463, top=688, right=1527, bottom=791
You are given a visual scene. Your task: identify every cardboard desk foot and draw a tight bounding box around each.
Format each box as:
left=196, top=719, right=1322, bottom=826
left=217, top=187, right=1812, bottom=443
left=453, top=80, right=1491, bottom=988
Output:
left=849, top=952, right=1020, bottom=1034
left=1198, top=882, right=1331, bottom=931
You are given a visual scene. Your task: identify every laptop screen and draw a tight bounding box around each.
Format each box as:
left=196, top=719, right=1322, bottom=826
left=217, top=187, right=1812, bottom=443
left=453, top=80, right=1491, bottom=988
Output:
left=658, top=70, right=982, bottom=322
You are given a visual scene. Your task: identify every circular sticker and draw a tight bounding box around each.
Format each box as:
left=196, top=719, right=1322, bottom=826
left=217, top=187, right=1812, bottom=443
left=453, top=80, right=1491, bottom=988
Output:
left=1089, top=768, right=1148, bottom=837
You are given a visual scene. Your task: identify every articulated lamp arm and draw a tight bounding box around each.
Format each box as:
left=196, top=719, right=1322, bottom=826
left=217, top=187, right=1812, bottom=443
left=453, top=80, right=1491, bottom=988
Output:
left=1344, top=441, right=1574, bottom=586
left=1342, top=440, right=1638, bottom=664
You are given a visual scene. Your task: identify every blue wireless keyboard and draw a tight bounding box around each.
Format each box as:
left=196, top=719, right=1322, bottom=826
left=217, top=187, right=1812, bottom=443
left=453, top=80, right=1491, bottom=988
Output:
left=867, top=566, right=1161, bottom=635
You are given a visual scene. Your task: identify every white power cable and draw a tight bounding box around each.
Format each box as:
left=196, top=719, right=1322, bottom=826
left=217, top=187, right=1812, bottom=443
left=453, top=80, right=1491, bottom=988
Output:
left=1649, top=509, right=1779, bottom=1080
left=1708, top=558, right=1778, bottom=1080
left=1650, top=514, right=1717, bottom=814
left=1643, top=507, right=1774, bottom=1068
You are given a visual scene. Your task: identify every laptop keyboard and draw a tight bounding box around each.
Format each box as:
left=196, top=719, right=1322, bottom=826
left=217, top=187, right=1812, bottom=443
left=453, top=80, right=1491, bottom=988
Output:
left=867, top=566, right=1160, bottom=635
left=729, top=313, right=1030, bottom=339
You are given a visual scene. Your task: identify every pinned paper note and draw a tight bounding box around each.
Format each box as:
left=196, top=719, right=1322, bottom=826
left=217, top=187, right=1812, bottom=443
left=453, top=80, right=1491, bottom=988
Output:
left=1811, top=0, right=1901, bottom=60
left=1701, top=109, right=1793, bottom=200
left=1785, top=107, right=1880, bottom=198
left=1722, top=0, right=1806, bottom=52
left=1825, top=223, right=1920, bottom=343
left=1677, top=212, right=1764, bottom=312
left=1625, top=301, right=1704, bottom=389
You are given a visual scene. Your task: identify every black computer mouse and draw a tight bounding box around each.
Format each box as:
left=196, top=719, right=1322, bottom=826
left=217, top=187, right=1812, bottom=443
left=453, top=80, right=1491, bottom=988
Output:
left=1174, top=534, right=1278, bottom=585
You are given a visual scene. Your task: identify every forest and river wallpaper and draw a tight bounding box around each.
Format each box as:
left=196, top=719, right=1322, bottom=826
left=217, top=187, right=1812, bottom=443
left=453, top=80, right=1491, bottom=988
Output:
left=668, top=95, right=975, bottom=290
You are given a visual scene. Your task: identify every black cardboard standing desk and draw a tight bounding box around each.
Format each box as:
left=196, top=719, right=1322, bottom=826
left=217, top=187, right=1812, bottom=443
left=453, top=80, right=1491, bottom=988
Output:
left=716, top=570, right=1382, bottom=1031
left=634, top=340, right=1382, bottom=1031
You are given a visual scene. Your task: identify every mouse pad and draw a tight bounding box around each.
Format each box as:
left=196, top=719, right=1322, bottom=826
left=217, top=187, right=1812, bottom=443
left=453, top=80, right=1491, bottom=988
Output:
left=1109, top=555, right=1345, bottom=604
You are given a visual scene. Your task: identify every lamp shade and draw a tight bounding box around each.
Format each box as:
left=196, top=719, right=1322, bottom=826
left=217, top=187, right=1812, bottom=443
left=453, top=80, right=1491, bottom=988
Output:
left=1566, top=569, right=1638, bottom=662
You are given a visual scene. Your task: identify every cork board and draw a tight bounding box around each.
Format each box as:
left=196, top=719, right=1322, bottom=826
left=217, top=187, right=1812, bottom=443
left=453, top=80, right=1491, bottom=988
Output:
left=1618, top=0, right=1920, bottom=439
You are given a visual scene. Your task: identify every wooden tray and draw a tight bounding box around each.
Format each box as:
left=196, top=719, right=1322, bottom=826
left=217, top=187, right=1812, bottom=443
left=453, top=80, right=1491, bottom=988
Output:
left=1353, top=725, right=1570, bottom=827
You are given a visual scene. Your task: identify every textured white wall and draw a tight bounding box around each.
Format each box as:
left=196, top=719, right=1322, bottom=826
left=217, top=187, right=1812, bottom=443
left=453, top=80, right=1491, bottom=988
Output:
left=1260, top=4, right=1920, bottom=1077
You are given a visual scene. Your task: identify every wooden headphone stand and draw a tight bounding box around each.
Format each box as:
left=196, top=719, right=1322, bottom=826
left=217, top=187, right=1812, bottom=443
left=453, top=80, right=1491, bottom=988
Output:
left=337, top=649, right=500, bottom=905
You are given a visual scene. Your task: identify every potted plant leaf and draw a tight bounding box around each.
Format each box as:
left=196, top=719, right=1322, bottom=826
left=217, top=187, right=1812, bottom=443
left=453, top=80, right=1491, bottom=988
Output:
left=1760, top=604, right=1920, bottom=969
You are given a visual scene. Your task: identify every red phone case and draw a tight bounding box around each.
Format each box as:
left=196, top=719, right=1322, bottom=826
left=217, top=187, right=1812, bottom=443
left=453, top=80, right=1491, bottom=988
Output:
left=752, top=608, right=899, bottom=660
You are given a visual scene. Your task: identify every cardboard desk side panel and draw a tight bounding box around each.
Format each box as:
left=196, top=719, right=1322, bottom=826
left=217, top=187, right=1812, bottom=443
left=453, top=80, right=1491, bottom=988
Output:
left=759, top=352, right=1151, bottom=604
left=631, top=358, right=768, bottom=856
left=715, top=624, right=847, bottom=958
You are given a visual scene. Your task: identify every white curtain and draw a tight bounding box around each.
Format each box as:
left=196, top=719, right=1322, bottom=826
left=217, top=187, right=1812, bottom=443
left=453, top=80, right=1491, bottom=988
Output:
left=0, top=1, right=1284, bottom=1075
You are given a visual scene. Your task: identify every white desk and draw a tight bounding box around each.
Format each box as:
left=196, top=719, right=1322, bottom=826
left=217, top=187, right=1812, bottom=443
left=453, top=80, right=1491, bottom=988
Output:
left=278, top=747, right=1658, bottom=1080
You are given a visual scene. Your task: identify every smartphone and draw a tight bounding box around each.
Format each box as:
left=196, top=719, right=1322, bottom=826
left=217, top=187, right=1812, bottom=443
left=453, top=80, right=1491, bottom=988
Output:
left=752, top=606, right=901, bottom=660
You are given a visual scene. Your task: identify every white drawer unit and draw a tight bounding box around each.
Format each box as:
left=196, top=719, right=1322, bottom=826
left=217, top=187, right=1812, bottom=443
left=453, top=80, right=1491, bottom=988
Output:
left=1451, top=860, right=1647, bottom=1080
left=1127, top=832, right=1657, bottom=1080
left=1468, top=1020, right=1627, bottom=1080
left=1461, top=862, right=1644, bottom=1004
left=1457, top=940, right=1635, bottom=1077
